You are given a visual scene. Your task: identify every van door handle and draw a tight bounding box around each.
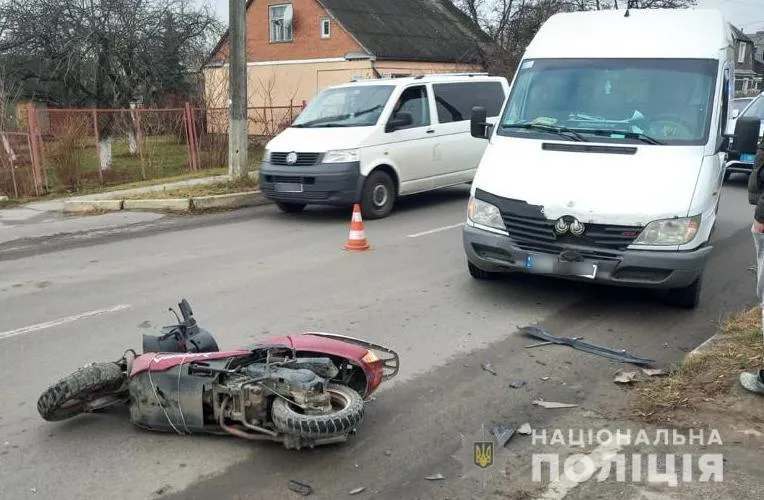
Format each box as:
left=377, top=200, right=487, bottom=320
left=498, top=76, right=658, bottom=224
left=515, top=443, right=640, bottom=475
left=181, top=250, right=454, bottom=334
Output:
left=426, top=129, right=435, bottom=134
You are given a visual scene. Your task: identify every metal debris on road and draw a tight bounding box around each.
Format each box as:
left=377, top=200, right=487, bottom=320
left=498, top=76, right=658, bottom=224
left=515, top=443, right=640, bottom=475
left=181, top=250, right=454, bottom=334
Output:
left=526, top=336, right=582, bottom=348
left=481, top=362, right=497, bottom=376
left=518, top=325, right=654, bottom=365
left=288, top=480, right=313, bottom=496
left=613, top=371, right=638, bottom=384
left=348, top=487, right=366, bottom=495
left=492, top=424, right=516, bottom=448
left=641, top=368, right=667, bottom=377
left=540, top=376, right=550, bottom=381
left=425, top=473, right=445, bottom=481
left=517, top=423, right=532, bottom=435
left=532, top=400, right=578, bottom=409
left=507, top=377, right=526, bottom=389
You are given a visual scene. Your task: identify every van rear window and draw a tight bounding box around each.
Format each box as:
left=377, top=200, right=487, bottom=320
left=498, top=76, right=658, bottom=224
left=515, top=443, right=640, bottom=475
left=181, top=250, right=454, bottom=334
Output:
left=432, top=82, right=506, bottom=124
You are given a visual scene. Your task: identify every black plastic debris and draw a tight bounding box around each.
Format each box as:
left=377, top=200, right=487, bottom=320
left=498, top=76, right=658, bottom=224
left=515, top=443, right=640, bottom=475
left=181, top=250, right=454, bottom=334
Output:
left=492, top=424, right=516, bottom=448
left=518, top=325, right=654, bottom=366
left=507, top=377, right=526, bottom=389
left=481, top=362, right=497, bottom=375
left=288, top=480, right=313, bottom=496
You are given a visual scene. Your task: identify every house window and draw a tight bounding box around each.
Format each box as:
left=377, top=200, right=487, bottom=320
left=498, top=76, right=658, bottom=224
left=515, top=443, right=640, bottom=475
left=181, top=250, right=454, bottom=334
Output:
left=321, top=17, right=330, bottom=39
left=738, top=42, right=746, bottom=64
left=270, top=4, right=293, bottom=43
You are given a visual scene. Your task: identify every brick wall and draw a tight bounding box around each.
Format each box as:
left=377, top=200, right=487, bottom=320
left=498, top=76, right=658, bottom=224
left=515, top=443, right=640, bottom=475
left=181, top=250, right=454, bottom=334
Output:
left=214, top=0, right=362, bottom=62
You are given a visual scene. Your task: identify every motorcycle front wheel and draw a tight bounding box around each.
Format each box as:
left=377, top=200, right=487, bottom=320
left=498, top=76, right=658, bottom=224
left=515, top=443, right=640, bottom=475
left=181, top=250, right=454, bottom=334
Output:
left=37, top=362, right=128, bottom=421
left=271, top=383, right=365, bottom=438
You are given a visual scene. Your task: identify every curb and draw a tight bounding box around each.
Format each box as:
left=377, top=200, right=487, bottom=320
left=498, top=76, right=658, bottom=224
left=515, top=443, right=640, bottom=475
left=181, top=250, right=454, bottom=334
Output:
left=686, top=333, right=720, bottom=358
left=63, top=199, right=124, bottom=214
left=191, top=191, right=270, bottom=211
left=61, top=190, right=272, bottom=215
left=123, top=198, right=191, bottom=212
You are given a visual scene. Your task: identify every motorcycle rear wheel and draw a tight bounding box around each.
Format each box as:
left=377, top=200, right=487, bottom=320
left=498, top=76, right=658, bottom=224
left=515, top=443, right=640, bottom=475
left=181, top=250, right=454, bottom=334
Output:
left=271, top=383, right=364, bottom=438
left=37, top=362, right=127, bottom=422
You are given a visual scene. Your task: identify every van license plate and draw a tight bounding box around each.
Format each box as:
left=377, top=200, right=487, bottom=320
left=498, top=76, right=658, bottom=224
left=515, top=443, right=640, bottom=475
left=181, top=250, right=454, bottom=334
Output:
left=275, top=182, right=303, bottom=193
left=741, top=153, right=756, bottom=164
left=526, top=254, right=598, bottom=279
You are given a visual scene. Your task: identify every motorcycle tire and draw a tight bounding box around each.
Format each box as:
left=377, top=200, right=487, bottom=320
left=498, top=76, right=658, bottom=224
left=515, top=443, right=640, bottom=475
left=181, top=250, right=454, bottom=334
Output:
left=37, top=362, right=127, bottom=422
left=271, top=383, right=365, bottom=438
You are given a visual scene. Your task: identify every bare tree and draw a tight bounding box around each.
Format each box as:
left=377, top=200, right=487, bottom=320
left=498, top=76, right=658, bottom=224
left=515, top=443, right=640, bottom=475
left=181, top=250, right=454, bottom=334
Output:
left=0, top=0, right=223, bottom=170
left=453, top=0, right=697, bottom=78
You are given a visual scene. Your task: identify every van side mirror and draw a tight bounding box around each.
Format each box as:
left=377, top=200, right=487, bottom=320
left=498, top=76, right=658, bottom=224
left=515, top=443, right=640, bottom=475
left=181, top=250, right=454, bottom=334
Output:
left=471, top=106, right=490, bottom=139
left=385, top=112, right=414, bottom=133
left=729, top=115, right=762, bottom=156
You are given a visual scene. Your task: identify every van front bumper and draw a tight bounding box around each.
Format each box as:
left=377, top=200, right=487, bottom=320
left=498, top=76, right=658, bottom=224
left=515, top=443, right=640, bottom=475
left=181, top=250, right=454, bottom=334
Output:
left=259, top=160, right=362, bottom=206
left=463, top=224, right=712, bottom=290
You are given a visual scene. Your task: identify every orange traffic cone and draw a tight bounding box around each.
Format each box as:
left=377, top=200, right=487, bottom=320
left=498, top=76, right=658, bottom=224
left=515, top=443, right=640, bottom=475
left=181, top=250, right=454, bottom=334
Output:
left=344, top=204, right=371, bottom=251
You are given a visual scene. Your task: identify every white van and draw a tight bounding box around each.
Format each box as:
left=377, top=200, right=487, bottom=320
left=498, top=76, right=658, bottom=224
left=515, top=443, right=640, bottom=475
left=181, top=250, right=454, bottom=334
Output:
left=463, top=8, right=750, bottom=309
left=259, top=74, right=509, bottom=219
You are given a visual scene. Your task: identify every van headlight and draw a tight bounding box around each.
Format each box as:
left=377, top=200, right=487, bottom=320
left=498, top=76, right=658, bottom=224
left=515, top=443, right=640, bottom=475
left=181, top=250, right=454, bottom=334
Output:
left=263, top=149, right=271, bottom=162
left=632, top=215, right=701, bottom=246
left=467, top=196, right=507, bottom=231
left=323, top=149, right=360, bottom=163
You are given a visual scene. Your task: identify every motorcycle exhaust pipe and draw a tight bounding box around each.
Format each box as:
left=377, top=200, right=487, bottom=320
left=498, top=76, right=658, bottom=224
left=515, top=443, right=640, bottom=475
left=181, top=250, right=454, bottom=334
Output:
left=218, top=398, right=279, bottom=442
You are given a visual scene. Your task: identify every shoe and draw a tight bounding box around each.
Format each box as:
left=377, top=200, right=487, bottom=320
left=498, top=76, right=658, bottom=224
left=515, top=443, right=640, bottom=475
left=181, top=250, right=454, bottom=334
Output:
left=739, top=369, right=764, bottom=395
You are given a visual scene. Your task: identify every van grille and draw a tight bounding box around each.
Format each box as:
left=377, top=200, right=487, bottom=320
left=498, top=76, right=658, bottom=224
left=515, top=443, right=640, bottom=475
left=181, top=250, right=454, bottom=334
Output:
left=269, top=152, right=321, bottom=166
left=501, top=212, right=642, bottom=258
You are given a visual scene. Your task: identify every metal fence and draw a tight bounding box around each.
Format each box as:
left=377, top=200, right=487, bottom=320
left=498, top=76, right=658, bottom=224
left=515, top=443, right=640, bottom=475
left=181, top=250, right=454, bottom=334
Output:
left=0, top=102, right=305, bottom=199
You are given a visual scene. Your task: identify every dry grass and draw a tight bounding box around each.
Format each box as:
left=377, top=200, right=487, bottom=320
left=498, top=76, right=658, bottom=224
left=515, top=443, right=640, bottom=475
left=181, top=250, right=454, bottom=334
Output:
left=631, top=306, right=764, bottom=424
left=122, top=175, right=259, bottom=200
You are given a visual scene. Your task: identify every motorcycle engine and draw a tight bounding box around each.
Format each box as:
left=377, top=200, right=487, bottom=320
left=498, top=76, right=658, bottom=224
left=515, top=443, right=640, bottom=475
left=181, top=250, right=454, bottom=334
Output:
left=246, top=361, right=334, bottom=414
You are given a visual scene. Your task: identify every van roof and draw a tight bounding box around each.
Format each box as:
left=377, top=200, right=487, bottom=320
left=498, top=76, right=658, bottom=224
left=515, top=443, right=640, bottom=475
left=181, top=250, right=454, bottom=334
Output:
left=525, top=8, right=732, bottom=60
left=333, top=73, right=506, bottom=88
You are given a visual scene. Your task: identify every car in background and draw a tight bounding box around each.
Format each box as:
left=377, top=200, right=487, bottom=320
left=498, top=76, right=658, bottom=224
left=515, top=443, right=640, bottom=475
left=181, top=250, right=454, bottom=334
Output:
left=725, top=92, right=764, bottom=181
left=727, top=96, right=754, bottom=132
left=259, top=73, right=510, bottom=219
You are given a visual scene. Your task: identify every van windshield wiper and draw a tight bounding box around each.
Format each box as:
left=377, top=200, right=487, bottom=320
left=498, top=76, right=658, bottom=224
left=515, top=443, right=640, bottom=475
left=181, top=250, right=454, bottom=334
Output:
left=574, top=128, right=665, bottom=145
left=292, top=105, right=382, bottom=128
left=501, top=123, right=587, bottom=142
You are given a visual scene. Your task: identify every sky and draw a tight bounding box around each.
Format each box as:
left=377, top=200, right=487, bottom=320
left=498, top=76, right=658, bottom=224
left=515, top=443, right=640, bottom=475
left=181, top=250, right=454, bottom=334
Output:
left=201, top=0, right=764, bottom=34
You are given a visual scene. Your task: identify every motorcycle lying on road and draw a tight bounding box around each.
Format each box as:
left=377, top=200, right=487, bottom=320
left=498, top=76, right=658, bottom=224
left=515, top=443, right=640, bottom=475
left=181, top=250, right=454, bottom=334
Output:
left=36, top=299, right=399, bottom=450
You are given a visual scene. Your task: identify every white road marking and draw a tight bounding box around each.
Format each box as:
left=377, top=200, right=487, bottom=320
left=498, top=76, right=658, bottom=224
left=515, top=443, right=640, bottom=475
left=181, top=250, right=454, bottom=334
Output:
left=0, top=304, right=132, bottom=341
left=536, top=440, right=625, bottom=499
left=407, top=222, right=464, bottom=238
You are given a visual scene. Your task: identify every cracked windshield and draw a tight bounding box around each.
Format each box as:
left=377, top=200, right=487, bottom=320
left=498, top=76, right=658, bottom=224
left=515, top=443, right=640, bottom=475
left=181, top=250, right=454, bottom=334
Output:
left=498, top=58, right=719, bottom=144
left=292, top=85, right=395, bottom=128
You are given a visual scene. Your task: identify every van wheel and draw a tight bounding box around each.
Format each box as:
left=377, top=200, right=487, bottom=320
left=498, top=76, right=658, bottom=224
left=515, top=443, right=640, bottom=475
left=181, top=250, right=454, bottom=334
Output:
left=664, top=275, right=703, bottom=310
left=276, top=202, right=306, bottom=213
left=360, top=170, right=396, bottom=220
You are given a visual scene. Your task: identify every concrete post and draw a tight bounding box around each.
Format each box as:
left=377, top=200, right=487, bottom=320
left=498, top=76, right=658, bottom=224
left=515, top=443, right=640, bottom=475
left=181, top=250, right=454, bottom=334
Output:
left=229, top=0, right=248, bottom=179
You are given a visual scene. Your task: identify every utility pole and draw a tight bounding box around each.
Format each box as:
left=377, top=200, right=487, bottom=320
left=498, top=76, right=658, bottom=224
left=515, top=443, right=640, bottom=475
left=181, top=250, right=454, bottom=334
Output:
left=229, top=0, right=248, bottom=179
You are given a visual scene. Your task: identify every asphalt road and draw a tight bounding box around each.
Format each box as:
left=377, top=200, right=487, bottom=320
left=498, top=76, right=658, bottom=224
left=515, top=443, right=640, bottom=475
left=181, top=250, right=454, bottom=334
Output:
left=0, top=175, right=758, bottom=500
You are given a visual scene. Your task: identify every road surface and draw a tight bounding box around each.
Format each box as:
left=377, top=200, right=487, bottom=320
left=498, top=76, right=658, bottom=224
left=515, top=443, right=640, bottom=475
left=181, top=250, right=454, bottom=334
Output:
left=0, top=176, right=757, bottom=499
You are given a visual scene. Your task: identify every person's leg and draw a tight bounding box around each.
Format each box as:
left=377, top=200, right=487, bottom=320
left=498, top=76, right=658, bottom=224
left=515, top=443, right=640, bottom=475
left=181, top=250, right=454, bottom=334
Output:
left=740, top=224, right=764, bottom=394
left=754, top=224, right=764, bottom=340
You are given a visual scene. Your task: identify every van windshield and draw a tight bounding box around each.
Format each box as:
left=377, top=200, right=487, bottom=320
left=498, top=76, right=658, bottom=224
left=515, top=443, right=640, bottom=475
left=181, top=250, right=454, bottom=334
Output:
left=497, top=58, right=718, bottom=145
left=292, top=85, right=395, bottom=128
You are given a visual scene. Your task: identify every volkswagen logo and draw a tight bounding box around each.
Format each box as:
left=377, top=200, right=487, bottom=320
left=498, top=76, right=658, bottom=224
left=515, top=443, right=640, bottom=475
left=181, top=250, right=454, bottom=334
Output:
left=554, top=216, right=586, bottom=236
left=286, top=152, right=298, bottom=165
